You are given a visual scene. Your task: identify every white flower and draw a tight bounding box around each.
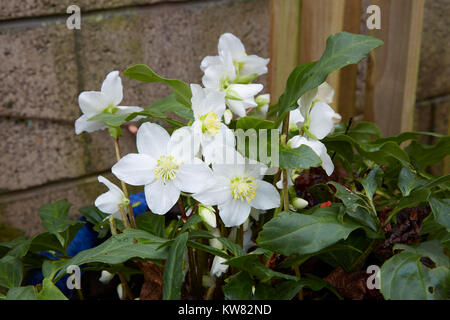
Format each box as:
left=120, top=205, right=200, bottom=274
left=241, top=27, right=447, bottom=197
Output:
left=189, top=84, right=235, bottom=164
left=252, top=94, right=270, bottom=118
left=112, top=122, right=213, bottom=215
left=94, top=175, right=128, bottom=220
left=225, top=83, right=263, bottom=117
left=210, top=256, right=229, bottom=278
left=296, top=82, right=341, bottom=139
left=288, top=135, right=334, bottom=176
left=275, top=169, right=295, bottom=189
left=193, top=149, right=280, bottom=227
left=201, top=33, right=266, bottom=117
left=75, top=71, right=143, bottom=134
left=201, top=33, right=269, bottom=78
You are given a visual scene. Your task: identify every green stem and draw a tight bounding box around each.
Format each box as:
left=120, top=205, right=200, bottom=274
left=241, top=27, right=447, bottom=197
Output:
left=113, top=137, right=136, bottom=228
left=350, top=239, right=378, bottom=272
left=293, top=264, right=304, bottom=300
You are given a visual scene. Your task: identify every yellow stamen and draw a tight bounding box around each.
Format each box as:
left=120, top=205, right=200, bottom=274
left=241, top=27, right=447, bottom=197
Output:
left=199, top=110, right=221, bottom=135
left=230, top=174, right=258, bottom=203
left=153, top=155, right=181, bottom=184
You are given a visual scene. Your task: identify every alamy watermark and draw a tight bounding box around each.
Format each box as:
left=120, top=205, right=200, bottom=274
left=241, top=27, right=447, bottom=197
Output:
left=66, top=5, right=81, bottom=30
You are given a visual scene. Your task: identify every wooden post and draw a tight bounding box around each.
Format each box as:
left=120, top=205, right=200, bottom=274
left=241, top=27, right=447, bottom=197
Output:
left=365, top=0, right=425, bottom=136
left=269, top=0, right=302, bottom=103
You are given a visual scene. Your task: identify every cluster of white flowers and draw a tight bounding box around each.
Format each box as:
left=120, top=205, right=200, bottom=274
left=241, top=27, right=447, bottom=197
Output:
left=78, top=33, right=280, bottom=229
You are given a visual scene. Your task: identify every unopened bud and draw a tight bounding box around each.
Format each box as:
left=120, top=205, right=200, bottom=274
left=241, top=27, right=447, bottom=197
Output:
left=223, top=109, right=233, bottom=125
left=199, top=205, right=217, bottom=228
left=292, top=197, right=308, bottom=210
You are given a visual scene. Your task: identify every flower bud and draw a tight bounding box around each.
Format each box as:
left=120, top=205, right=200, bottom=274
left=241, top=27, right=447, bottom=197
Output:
left=199, top=205, right=217, bottom=228
left=99, top=270, right=114, bottom=285
left=223, top=109, right=233, bottom=125
left=117, top=284, right=124, bottom=300
left=255, top=94, right=270, bottom=107
left=292, top=197, right=308, bottom=210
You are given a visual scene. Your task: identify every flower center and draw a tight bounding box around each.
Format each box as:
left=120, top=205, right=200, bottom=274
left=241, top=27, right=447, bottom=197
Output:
left=153, top=155, right=181, bottom=183
left=199, top=111, right=221, bottom=135
left=230, top=174, right=258, bottom=203
left=103, top=103, right=118, bottom=114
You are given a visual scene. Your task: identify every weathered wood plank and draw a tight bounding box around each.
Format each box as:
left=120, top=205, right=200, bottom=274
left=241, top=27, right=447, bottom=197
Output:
left=269, top=0, right=302, bottom=103
left=365, top=0, right=425, bottom=136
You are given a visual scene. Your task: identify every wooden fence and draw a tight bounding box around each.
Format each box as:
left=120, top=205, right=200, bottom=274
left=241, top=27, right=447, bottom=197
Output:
left=269, top=0, right=425, bottom=137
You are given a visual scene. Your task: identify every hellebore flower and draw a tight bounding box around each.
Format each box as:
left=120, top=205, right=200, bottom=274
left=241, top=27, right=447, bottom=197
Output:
left=189, top=84, right=235, bottom=164
left=112, top=122, right=212, bottom=215
left=200, top=33, right=267, bottom=117
left=94, top=175, right=129, bottom=220
left=210, top=256, right=229, bottom=278
left=193, top=148, right=280, bottom=227
left=287, top=135, right=334, bottom=176
left=296, top=82, right=341, bottom=139
left=75, top=71, right=143, bottom=134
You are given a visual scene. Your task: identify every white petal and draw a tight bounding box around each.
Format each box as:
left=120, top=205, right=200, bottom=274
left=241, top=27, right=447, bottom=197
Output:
left=145, top=180, right=180, bottom=215
left=193, top=175, right=232, bottom=206
left=116, top=106, right=144, bottom=114
left=226, top=99, right=247, bottom=117
left=211, top=146, right=246, bottom=171
left=168, top=126, right=200, bottom=163
left=218, top=199, right=251, bottom=227
left=101, top=71, right=123, bottom=105
left=309, top=102, right=338, bottom=139
left=74, top=114, right=107, bottom=134
left=241, top=55, right=269, bottom=76
left=218, top=33, right=246, bottom=60
left=78, top=91, right=109, bottom=115
left=210, top=256, right=229, bottom=277
left=200, top=56, right=222, bottom=72
left=251, top=180, right=280, bottom=210
left=98, top=175, right=123, bottom=198
left=112, top=153, right=156, bottom=186
left=173, top=158, right=213, bottom=193
left=289, top=109, right=305, bottom=130
left=245, top=161, right=268, bottom=180
left=297, top=87, right=318, bottom=117
left=319, top=144, right=334, bottom=176
left=228, top=84, right=263, bottom=99
left=201, top=125, right=236, bottom=164
left=136, top=122, right=169, bottom=157
left=95, top=191, right=122, bottom=215
left=317, top=82, right=334, bottom=103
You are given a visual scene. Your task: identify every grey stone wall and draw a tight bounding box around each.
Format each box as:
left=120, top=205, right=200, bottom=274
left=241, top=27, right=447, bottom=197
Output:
left=0, top=0, right=270, bottom=237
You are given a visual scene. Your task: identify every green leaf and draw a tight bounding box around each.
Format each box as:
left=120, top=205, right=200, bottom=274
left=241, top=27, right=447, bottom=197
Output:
left=42, top=259, right=69, bottom=280
left=0, top=237, right=31, bottom=258
left=88, top=113, right=130, bottom=127
left=6, top=286, right=37, bottom=300
left=223, top=271, right=254, bottom=300
left=0, top=255, right=23, bottom=289
left=235, top=117, right=275, bottom=130
left=406, top=136, right=450, bottom=171
left=225, top=254, right=297, bottom=282
left=429, top=197, right=450, bottom=230
left=180, top=214, right=203, bottom=233
left=36, top=278, right=68, bottom=300
left=55, top=229, right=168, bottom=281
left=186, top=241, right=230, bottom=260
left=217, top=237, right=244, bottom=257
left=277, top=32, right=383, bottom=121
left=139, top=93, right=194, bottom=121
left=380, top=241, right=449, bottom=300
left=257, top=206, right=362, bottom=256
left=392, top=188, right=431, bottom=219
left=279, top=144, right=322, bottom=169
left=398, top=167, right=426, bottom=196
left=37, top=199, right=84, bottom=248
left=136, top=212, right=166, bottom=238
left=329, top=182, right=379, bottom=231
left=124, top=64, right=192, bottom=107
left=359, top=165, right=383, bottom=200
left=162, top=232, right=188, bottom=300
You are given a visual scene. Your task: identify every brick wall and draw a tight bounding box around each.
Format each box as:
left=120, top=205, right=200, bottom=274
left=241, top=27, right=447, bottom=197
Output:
left=0, top=0, right=270, bottom=237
